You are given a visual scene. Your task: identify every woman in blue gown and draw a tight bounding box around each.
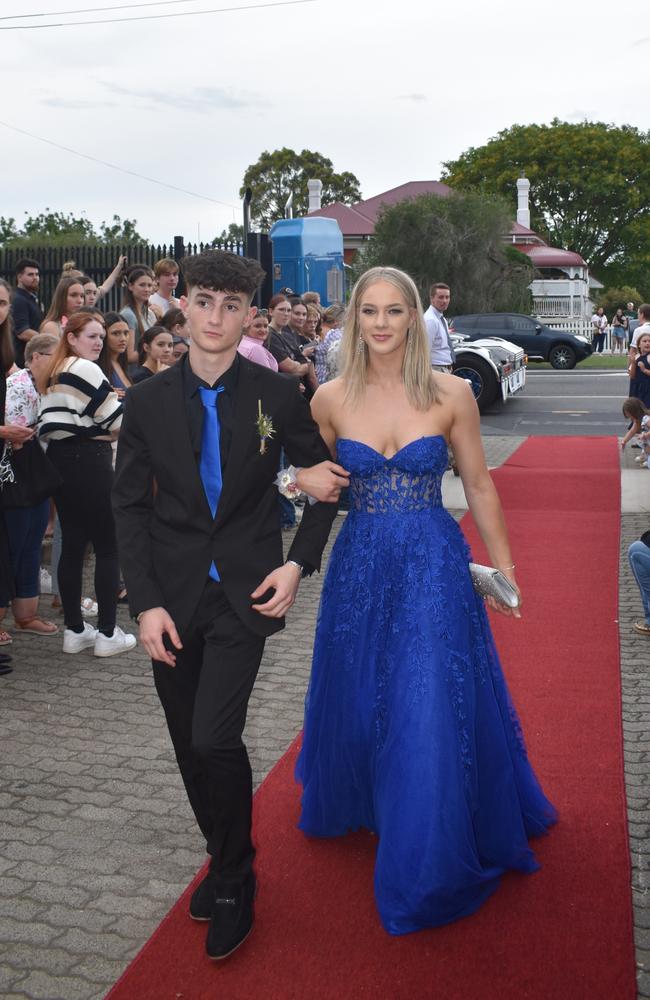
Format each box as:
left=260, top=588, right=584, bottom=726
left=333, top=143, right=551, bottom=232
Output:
left=295, top=267, right=557, bottom=936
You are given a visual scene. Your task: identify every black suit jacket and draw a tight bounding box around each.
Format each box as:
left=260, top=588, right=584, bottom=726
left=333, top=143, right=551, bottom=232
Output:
left=112, top=355, right=337, bottom=638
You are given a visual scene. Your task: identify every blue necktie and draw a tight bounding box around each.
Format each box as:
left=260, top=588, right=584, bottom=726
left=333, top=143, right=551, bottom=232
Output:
left=199, top=385, right=224, bottom=581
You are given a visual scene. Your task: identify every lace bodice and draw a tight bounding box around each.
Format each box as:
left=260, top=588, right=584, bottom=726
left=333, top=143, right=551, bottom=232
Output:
left=336, top=435, right=447, bottom=514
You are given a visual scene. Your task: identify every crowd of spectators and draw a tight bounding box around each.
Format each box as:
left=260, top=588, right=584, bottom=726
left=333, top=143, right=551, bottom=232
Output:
left=6, top=253, right=650, bottom=664
left=0, top=255, right=346, bottom=674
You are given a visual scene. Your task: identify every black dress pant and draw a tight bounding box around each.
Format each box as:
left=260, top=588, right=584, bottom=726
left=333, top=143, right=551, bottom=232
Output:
left=48, top=438, right=119, bottom=632
left=153, top=579, right=265, bottom=883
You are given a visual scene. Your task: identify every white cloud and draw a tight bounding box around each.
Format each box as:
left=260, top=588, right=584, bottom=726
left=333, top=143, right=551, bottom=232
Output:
left=100, top=82, right=270, bottom=114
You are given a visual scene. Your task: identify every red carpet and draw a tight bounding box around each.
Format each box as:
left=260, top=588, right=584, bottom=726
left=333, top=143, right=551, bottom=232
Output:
left=107, top=436, right=635, bottom=1000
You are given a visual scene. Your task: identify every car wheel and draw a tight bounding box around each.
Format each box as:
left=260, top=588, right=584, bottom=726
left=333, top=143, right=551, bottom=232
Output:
left=452, top=357, right=499, bottom=411
left=549, top=344, right=577, bottom=370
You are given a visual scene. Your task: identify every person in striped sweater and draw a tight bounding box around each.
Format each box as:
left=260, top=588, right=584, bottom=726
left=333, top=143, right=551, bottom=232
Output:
left=38, top=312, right=136, bottom=657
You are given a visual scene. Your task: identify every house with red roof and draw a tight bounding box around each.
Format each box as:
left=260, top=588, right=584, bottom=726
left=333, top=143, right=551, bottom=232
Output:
left=309, top=180, right=453, bottom=262
left=508, top=177, right=600, bottom=322
left=310, top=175, right=598, bottom=322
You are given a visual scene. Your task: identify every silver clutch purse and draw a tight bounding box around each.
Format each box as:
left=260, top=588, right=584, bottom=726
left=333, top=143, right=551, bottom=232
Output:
left=469, top=563, right=520, bottom=609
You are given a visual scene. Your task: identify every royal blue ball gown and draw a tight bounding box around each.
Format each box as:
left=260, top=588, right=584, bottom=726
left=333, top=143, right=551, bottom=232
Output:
left=296, top=435, right=557, bottom=935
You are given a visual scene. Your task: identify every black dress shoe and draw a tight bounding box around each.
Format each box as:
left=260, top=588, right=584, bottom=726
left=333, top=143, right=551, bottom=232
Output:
left=0, top=653, right=12, bottom=664
left=189, top=871, right=216, bottom=922
left=0, top=660, right=13, bottom=675
left=206, top=871, right=256, bottom=961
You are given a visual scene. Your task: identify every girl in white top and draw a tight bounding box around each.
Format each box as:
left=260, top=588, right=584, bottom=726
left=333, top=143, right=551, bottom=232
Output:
left=38, top=312, right=135, bottom=658
left=120, top=264, right=157, bottom=366
left=4, top=334, right=60, bottom=636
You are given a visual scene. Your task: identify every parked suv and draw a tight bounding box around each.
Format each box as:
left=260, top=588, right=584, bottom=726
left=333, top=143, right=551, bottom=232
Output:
left=449, top=313, right=593, bottom=370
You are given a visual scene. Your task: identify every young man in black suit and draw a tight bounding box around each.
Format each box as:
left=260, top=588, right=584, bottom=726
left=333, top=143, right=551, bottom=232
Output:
left=112, top=250, right=347, bottom=960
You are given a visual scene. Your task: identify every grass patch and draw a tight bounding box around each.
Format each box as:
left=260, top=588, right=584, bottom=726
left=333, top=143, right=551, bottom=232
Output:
left=529, top=354, right=629, bottom=371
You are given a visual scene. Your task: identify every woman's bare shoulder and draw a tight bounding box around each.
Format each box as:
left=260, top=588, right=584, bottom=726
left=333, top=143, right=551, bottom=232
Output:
left=433, top=371, right=475, bottom=406
left=312, top=377, right=345, bottom=408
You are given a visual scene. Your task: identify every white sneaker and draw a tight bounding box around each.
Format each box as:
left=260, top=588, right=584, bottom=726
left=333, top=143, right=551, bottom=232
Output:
left=94, top=626, right=137, bottom=658
left=63, top=622, right=99, bottom=654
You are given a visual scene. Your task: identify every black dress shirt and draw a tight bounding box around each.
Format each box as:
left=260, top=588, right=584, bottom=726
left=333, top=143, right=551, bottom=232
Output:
left=182, top=352, right=240, bottom=473
left=268, top=328, right=291, bottom=365
left=267, top=326, right=314, bottom=401
left=131, top=366, right=154, bottom=385
left=11, top=288, right=43, bottom=368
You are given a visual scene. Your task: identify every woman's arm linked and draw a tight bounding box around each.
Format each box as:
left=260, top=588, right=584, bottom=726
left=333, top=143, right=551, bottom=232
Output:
left=449, top=379, right=521, bottom=617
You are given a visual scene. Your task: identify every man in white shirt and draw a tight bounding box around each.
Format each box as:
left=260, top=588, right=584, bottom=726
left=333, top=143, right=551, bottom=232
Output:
left=424, top=281, right=458, bottom=473
left=423, top=282, right=455, bottom=372
left=630, top=304, right=650, bottom=349
left=150, top=258, right=181, bottom=317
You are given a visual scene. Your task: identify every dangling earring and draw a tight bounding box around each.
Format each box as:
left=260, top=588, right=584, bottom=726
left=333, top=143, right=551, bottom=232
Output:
left=357, top=336, right=365, bottom=355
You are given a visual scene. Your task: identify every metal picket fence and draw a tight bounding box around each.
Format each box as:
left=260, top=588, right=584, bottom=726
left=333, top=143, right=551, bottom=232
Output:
left=0, top=237, right=249, bottom=313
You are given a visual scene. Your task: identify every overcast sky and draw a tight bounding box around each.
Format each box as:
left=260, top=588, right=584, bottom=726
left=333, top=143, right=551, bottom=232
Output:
left=2, top=0, right=648, bottom=246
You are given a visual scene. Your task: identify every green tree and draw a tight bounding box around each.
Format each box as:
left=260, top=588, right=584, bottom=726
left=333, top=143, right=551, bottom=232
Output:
left=0, top=209, right=147, bottom=248
left=354, top=191, right=533, bottom=315
left=240, top=149, right=361, bottom=229
left=98, top=215, right=147, bottom=243
left=598, top=216, right=650, bottom=297
left=597, top=285, right=644, bottom=314
left=441, top=119, right=650, bottom=271
left=213, top=223, right=244, bottom=244
left=0, top=217, right=19, bottom=245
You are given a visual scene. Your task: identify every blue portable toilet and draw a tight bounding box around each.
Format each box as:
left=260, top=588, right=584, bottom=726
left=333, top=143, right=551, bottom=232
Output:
left=269, top=217, right=345, bottom=306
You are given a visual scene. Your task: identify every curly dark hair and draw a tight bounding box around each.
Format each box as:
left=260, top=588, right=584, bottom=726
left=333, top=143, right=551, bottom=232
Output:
left=181, top=250, right=265, bottom=298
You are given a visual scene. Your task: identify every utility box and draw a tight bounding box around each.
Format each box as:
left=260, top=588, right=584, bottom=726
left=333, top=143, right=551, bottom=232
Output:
left=269, top=217, right=345, bottom=305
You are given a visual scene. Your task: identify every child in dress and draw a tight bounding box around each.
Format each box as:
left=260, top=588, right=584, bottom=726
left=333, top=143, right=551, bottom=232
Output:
left=621, top=397, right=650, bottom=467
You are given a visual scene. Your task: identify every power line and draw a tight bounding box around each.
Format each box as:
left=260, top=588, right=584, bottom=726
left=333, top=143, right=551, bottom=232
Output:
left=0, top=119, right=238, bottom=209
left=0, top=0, right=315, bottom=30
left=0, top=0, right=207, bottom=21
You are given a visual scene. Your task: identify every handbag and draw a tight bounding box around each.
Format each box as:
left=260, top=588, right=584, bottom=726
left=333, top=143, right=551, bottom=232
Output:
left=469, top=563, right=520, bottom=609
left=0, top=440, right=62, bottom=509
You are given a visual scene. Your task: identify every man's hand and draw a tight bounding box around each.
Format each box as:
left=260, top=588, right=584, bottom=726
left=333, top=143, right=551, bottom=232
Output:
left=139, top=607, right=183, bottom=666
left=296, top=461, right=350, bottom=503
left=251, top=563, right=302, bottom=618
left=0, top=424, right=35, bottom=445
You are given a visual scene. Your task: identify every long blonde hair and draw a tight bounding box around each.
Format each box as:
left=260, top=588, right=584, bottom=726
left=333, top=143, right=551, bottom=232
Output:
left=339, top=266, right=439, bottom=411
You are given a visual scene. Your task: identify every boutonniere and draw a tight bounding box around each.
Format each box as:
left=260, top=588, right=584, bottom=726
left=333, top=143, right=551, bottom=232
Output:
left=256, top=399, right=275, bottom=455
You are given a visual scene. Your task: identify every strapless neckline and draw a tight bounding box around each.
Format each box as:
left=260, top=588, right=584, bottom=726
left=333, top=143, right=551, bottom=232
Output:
left=337, top=434, right=446, bottom=463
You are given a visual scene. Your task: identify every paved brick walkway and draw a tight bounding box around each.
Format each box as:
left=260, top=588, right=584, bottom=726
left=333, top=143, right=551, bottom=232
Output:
left=0, top=436, right=647, bottom=999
